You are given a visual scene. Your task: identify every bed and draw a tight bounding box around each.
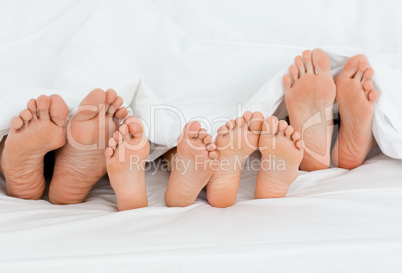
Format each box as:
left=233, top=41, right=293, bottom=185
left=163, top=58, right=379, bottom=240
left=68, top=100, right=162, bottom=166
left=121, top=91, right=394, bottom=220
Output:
left=1, top=1, right=402, bottom=272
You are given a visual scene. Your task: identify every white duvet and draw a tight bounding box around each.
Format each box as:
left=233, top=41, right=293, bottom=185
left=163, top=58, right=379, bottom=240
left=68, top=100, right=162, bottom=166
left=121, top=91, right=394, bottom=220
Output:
left=1, top=0, right=402, bottom=272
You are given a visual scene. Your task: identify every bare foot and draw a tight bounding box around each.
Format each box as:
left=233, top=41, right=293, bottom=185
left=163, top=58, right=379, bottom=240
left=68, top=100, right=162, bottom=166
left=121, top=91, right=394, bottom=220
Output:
left=49, top=89, right=128, bottom=204
left=206, top=111, right=263, bottom=208
left=332, top=55, right=379, bottom=169
left=255, top=117, right=303, bottom=198
left=284, top=49, right=336, bottom=171
left=165, top=121, right=218, bottom=207
left=105, top=116, right=150, bottom=211
left=0, top=95, right=68, bottom=199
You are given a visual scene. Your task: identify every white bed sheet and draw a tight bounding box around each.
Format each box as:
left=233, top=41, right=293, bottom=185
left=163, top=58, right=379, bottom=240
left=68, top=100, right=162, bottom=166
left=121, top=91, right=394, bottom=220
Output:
left=1, top=151, right=402, bottom=273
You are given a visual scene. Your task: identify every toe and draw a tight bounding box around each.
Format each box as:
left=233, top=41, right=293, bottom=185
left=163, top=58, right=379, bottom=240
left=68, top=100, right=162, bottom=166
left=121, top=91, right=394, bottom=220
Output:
left=109, top=96, right=124, bottom=117
left=278, top=120, right=288, bottom=132
left=19, top=109, right=33, bottom=123
left=289, top=65, right=299, bottom=82
left=235, top=117, right=245, bottom=127
left=363, top=67, right=374, bottom=82
left=283, top=75, right=292, bottom=90
left=183, top=121, right=201, bottom=138
left=294, top=55, right=306, bottom=77
left=37, top=95, right=50, bottom=120
left=115, top=107, right=128, bottom=120
left=207, top=143, right=216, bottom=151
left=225, top=119, right=236, bottom=130
left=284, top=125, right=294, bottom=137
left=119, top=123, right=129, bottom=139
left=108, top=136, right=118, bottom=149
left=302, top=50, right=314, bottom=74
left=262, top=116, right=279, bottom=135
left=368, top=90, right=379, bottom=104
left=295, top=139, right=302, bottom=150
left=75, top=88, right=106, bottom=121
left=197, top=128, right=208, bottom=140
left=104, top=147, right=114, bottom=158
left=242, top=111, right=253, bottom=123
left=363, top=81, right=374, bottom=99
left=10, top=117, right=24, bottom=130
left=217, top=124, right=229, bottom=135
left=114, top=130, right=124, bottom=144
left=125, top=116, right=144, bottom=138
left=311, top=48, right=331, bottom=75
left=209, top=151, right=219, bottom=160
left=291, top=131, right=301, bottom=141
left=49, top=94, right=69, bottom=127
left=342, top=54, right=367, bottom=78
left=105, top=89, right=118, bottom=108
left=27, top=99, right=38, bottom=119
left=203, top=135, right=212, bottom=145
left=249, top=111, right=264, bottom=133
left=354, top=62, right=369, bottom=81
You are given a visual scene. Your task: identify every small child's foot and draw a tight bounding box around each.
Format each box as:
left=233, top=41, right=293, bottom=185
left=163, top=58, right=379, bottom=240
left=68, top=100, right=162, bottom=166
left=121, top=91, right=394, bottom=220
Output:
left=284, top=49, right=336, bottom=171
left=0, top=95, right=68, bottom=199
left=255, top=116, right=303, bottom=198
left=206, top=111, right=264, bottom=208
left=165, top=121, right=218, bottom=207
left=49, top=89, right=128, bottom=204
left=105, top=116, right=150, bottom=211
left=332, top=55, right=379, bottom=169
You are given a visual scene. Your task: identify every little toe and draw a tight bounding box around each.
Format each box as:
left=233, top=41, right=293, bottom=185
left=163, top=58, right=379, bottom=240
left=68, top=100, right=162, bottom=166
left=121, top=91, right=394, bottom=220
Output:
left=295, top=139, right=302, bottom=149
left=311, top=48, right=331, bottom=75
left=11, top=117, right=24, bottom=130
left=49, top=94, right=69, bottom=127
left=302, top=50, right=314, bottom=74
left=37, top=95, right=51, bottom=120
left=27, top=99, right=38, bottom=119
left=283, top=75, right=292, bottom=90
left=294, top=55, right=306, bottom=77
left=289, top=65, right=299, bottom=82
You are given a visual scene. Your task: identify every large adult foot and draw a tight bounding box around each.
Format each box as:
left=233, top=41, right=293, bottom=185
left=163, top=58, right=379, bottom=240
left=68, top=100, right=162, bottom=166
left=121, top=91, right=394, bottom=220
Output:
left=49, top=89, right=128, bottom=204
left=165, top=121, right=218, bottom=207
left=0, top=95, right=68, bottom=199
left=206, top=111, right=263, bottom=208
left=255, top=117, right=303, bottom=198
left=105, top=116, right=150, bottom=211
left=284, top=49, right=336, bottom=171
left=332, top=55, right=378, bottom=169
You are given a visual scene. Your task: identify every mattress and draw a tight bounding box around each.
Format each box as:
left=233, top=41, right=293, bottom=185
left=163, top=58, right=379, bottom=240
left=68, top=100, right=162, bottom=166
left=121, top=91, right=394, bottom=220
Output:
left=1, top=151, right=402, bottom=272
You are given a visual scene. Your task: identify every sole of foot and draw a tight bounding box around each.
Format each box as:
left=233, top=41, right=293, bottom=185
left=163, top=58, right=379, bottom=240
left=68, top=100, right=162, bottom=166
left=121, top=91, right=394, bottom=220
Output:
left=206, top=111, right=264, bottom=208
left=0, top=95, right=68, bottom=199
left=332, top=55, right=378, bottom=169
left=105, top=116, right=150, bottom=211
left=49, top=88, right=128, bottom=204
left=165, top=121, right=218, bottom=207
left=284, top=48, right=336, bottom=171
left=255, top=116, right=303, bottom=198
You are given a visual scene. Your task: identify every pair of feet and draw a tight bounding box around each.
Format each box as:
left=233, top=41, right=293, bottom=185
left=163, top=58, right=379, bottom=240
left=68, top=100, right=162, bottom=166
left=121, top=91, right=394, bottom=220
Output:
left=165, top=112, right=304, bottom=208
left=284, top=49, right=378, bottom=171
left=0, top=89, right=150, bottom=211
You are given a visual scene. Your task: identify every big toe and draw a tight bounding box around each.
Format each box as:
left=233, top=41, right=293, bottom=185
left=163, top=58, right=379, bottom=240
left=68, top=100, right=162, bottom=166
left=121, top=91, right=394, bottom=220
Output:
left=249, top=112, right=264, bottom=133
left=342, top=54, right=368, bottom=78
left=49, top=94, right=69, bottom=127
left=75, top=88, right=106, bottom=121
left=311, top=48, right=331, bottom=74
left=37, top=95, right=51, bottom=120
left=183, top=121, right=201, bottom=139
